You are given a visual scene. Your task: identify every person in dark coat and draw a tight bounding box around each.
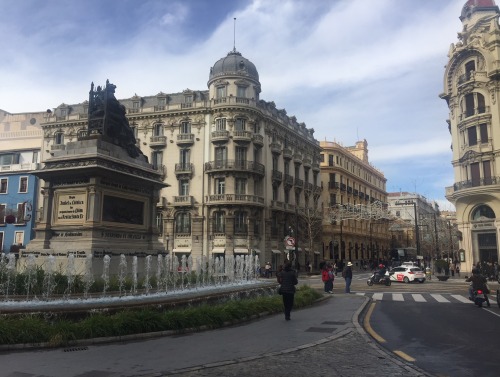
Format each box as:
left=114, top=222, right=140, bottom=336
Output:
left=277, top=261, right=298, bottom=321
left=344, top=261, right=353, bottom=293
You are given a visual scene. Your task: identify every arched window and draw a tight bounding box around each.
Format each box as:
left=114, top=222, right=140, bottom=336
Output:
left=55, top=132, right=64, bottom=145
left=175, top=212, right=191, bottom=234
left=472, top=205, right=495, bottom=220
left=464, top=93, right=486, bottom=118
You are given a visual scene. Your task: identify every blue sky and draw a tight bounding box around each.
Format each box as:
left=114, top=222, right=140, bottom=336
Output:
left=0, top=0, right=470, bottom=210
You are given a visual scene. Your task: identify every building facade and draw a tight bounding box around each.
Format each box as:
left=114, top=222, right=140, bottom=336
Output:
left=0, top=110, right=44, bottom=252
left=442, top=0, right=500, bottom=271
left=38, top=49, right=323, bottom=269
left=320, top=140, right=389, bottom=265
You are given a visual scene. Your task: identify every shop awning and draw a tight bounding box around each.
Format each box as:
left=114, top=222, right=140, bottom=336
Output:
left=173, top=248, right=191, bottom=253
left=211, top=248, right=225, bottom=254
left=234, top=248, right=249, bottom=254
left=272, top=249, right=282, bottom=254
left=252, top=249, right=261, bottom=254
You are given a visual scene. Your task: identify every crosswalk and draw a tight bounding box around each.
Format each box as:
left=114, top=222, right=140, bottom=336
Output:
left=355, top=292, right=496, bottom=305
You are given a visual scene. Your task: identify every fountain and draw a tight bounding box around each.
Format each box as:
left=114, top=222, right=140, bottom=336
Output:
left=0, top=252, right=271, bottom=316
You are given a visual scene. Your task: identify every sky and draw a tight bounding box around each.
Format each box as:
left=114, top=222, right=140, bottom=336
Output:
left=0, top=0, right=471, bottom=211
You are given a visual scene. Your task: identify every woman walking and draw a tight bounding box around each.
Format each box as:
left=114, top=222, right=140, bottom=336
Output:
left=277, top=261, right=298, bottom=321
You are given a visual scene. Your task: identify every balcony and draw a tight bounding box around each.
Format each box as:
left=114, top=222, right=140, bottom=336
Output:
left=154, top=105, right=166, bottom=111
left=175, top=163, right=194, bottom=176
left=272, top=169, right=283, bottom=183
left=293, top=153, right=303, bottom=164
left=340, top=183, right=346, bottom=191
left=353, top=189, right=359, bottom=196
left=252, top=134, right=264, bottom=147
left=181, top=102, right=193, bottom=109
left=211, top=96, right=257, bottom=108
left=284, top=174, right=294, bottom=187
left=207, top=194, right=264, bottom=206
left=173, top=195, right=194, bottom=206
left=328, top=181, right=339, bottom=190
left=452, top=176, right=500, bottom=192
left=51, top=144, right=65, bottom=151
left=294, top=178, right=304, bottom=188
left=233, top=130, right=252, bottom=143
left=204, top=160, right=265, bottom=176
left=211, top=130, right=230, bottom=143
left=128, top=108, right=141, bottom=114
left=303, top=157, right=312, bottom=168
left=312, top=162, right=320, bottom=172
left=270, top=142, right=281, bottom=155
left=176, top=133, right=195, bottom=146
left=282, top=148, right=293, bottom=160
left=347, top=186, right=353, bottom=194
left=149, top=135, right=167, bottom=147
left=304, top=182, right=314, bottom=193
left=271, top=200, right=284, bottom=208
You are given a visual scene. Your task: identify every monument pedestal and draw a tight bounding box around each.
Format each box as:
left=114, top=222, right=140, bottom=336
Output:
left=23, top=137, right=168, bottom=274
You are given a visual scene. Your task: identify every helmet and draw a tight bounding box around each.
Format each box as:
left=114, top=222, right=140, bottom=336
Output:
left=379, top=264, right=384, bottom=268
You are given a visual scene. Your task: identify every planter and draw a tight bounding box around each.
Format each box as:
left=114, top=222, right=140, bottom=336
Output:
left=437, top=276, right=450, bottom=281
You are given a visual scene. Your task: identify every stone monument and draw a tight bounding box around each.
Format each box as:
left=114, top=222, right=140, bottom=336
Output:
left=23, top=80, right=168, bottom=275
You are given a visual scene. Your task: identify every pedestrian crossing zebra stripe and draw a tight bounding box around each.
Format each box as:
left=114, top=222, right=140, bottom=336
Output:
left=356, top=292, right=483, bottom=304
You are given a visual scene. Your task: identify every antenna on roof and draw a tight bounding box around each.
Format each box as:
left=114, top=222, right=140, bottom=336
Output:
left=233, top=17, right=237, bottom=52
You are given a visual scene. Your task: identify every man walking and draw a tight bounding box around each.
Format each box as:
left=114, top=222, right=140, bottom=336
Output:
left=343, top=261, right=353, bottom=293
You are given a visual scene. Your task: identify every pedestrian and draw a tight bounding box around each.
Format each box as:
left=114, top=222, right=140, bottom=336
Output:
left=343, top=261, right=353, bottom=293
left=321, top=264, right=334, bottom=293
left=277, top=261, right=298, bottom=321
left=265, top=262, right=272, bottom=278
left=455, top=263, right=460, bottom=277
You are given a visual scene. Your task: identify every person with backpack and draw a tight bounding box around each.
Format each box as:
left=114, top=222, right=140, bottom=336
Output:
left=322, top=264, right=334, bottom=293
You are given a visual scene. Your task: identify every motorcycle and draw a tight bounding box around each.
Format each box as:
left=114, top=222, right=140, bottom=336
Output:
left=470, top=288, right=489, bottom=308
left=367, top=272, right=391, bottom=286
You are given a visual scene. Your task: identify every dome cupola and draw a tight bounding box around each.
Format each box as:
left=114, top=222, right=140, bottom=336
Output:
left=208, top=49, right=259, bottom=85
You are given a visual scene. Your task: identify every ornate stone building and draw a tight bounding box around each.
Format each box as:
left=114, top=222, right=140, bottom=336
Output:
left=442, top=0, right=500, bottom=271
left=320, top=140, right=389, bottom=265
left=39, top=49, right=323, bottom=268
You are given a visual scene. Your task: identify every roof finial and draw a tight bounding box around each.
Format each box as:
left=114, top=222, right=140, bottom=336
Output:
left=233, top=17, right=237, bottom=52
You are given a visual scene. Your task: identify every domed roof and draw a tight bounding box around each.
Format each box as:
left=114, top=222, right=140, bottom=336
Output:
left=209, top=49, right=259, bottom=83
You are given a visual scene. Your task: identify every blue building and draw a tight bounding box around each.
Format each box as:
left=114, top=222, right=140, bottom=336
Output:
left=0, top=150, right=39, bottom=253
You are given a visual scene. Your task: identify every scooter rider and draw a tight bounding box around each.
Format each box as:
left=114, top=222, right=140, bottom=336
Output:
left=375, top=263, right=387, bottom=283
left=466, top=268, right=490, bottom=307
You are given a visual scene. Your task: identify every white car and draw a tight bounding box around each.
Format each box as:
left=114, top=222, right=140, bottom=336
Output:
left=389, top=266, right=426, bottom=283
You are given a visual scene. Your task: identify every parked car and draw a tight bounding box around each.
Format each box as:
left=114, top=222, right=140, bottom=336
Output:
left=389, top=266, right=425, bottom=283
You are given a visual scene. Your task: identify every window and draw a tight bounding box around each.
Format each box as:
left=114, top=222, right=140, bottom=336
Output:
left=328, top=155, right=334, bottom=166
left=235, top=118, right=246, bottom=131
left=215, top=147, right=227, bottom=167
left=235, top=146, right=247, bottom=167
left=14, top=231, right=24, bottom=246
left=216, top=118, right=226, bottom=131
left=472, top=205, right=495, bottom=220
left=235, top=178, right=247, bottom=195
left=156, top=212, right=163, bottom=236
left=214, top=211, right=225, bottom=233
left=272, top=186, right=278, bottom=201
left=152, top=151, right=163, bottom=170
left=180, top=121, right=191, bottom=134
left=464, top=93, right=485, bottom=118
left=133, top=101, right=140, bottom=109
left=216, top=86, right=226, bottom=99
left=153, top=123, right=164, bottom=137
left=272, top=155, right=279, bottom=170
left=483, top=160, right=492, bottom=184
left=0, top=204, right=5, bottom=224
left=237, top=86, right=246, bottom=98
left=19, top=177, right=28, bottom=193
left=16, top=203, right=25, bottom=223
left=0, top=179, right=7, bottom=194
left=179, top=149, right=190, bottom=168
left=480, top=124, right=488, bottom=143
left=130, top=125, right=138, bottom=138
left=234, top=211, right=247, bottom=234
left=32, top=151, right=39, bottom=163
left=284, top=188, right=290, bottom=204
left=215, top=178, right=225, bottom=195
left=184, top=95, right=192, bottom=104
left=158, top=98, right=166, bottom=107
left=55, top=132, right=64, bottom=145
left=175, top=212, right=191, bottom=234
left=284, top=161, right=290, bottom=175
left=179, top=179, right=190, bottom=196
left=0, top=153, right=19, bottom=165
left=467, top=126, right=477, bottom=146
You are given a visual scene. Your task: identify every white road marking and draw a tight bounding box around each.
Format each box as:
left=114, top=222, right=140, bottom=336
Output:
left=392, top=293, right=404, bottom=301
left=451, top=295, right=471, bottom=303
left=372, top=293, right=384, bottom=301
left=430, top=294, right=450, bottom=303
left=411, top=294, right=426, bottom=302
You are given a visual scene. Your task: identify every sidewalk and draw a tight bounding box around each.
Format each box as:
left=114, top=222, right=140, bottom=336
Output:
left=0, top=294, right=432, bottom=377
